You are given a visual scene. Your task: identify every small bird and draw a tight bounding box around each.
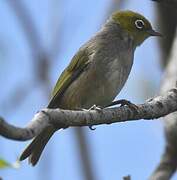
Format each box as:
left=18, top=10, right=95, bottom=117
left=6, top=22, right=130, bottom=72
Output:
left=20, top=10, right=161, bottom=165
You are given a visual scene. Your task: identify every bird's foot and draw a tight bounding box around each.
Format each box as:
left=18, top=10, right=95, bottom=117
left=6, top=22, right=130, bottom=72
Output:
left=106, top=99, right=138, bottom=113
left=72, top=108, right=97, bottom=130
left=77, top=105, right=103, bottom=130
left=89, top=104, right=102, bottom=112
left=87, top=105, right=103, bottom=130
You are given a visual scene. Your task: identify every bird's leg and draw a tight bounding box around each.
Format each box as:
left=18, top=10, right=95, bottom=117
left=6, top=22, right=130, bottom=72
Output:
left=81, top=104, right=103, bottom=130
left=88, top=104, right=102, bottom=112
left=75, top=105, right=102, bottom=112
left=88, top=105, right=103, bottom=130
left=105, top=99, right=138, bottom=112
left=65, top=107, right=97, bottom=130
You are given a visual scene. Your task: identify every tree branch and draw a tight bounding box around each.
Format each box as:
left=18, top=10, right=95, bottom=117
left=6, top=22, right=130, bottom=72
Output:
left=0, top=87, right=177, bottom=141
left=152, top=0, right=177, bottom=6
left=149, top=26, right=177, bottom=180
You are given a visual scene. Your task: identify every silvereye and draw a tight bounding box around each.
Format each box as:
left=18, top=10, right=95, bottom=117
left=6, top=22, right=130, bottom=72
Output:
left=20, top=10, right=161, bottom=165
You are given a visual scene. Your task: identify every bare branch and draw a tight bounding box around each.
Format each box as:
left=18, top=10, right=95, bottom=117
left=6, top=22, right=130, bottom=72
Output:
left=150, top=2, right=177, bottom=179
left=4, top=0, right=51, bottom=110
left=6, top=0, right=42, bottom=53
left=150, top=27, right=177, bottom=180
left=123, top=175, right=131, bottom=180
left=152, top=0, right=177, bottom=6
left=74, top=128, right=96, bottom=180
left=6, top=0, right=51, bottom=89
left=0, top=116, right=34, bottom=141
left=0, top=87, right=177, bottom=141
left=154, top=2, right=177, bottom=68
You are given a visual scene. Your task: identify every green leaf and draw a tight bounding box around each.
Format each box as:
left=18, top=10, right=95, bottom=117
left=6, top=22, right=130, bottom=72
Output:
left=0, top=158, right=20, bottom=169
left=0, top=158, right=10, bottom=169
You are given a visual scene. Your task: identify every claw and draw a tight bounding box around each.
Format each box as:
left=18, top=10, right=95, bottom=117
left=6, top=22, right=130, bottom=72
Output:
left=88, top=106, right=99, bottom=130
left=89, top=126, right=96, bottom=130
left=81, top=105, right=102, bottom=131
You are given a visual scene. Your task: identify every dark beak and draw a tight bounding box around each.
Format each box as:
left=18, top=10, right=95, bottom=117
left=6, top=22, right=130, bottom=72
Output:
left=147, top=29, right=163, bottom=37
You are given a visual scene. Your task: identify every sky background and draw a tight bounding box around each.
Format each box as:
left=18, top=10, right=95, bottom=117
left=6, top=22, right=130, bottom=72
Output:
left=0, top=0, right=174, bottom=180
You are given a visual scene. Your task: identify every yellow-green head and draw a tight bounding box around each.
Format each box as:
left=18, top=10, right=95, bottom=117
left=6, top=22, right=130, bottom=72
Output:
left=112, top=10, right=162, bottom=46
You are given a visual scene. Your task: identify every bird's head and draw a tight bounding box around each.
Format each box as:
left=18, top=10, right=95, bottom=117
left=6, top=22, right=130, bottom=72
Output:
left=112, top=10, right=162, bottom=46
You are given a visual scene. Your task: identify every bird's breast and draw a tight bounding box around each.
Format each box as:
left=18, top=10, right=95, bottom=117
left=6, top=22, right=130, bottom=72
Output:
left=99, top=55, right=133, bottom=103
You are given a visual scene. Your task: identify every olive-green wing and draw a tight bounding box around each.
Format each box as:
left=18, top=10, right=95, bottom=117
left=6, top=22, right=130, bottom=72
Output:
left=48, top=48, right=91, bottom=108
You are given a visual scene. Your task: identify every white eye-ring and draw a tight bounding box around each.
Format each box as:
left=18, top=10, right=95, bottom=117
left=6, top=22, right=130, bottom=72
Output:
left=135, top=19, right=145, bottom=30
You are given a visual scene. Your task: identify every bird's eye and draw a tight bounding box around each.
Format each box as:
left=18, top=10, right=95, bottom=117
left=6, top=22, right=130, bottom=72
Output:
left=135, top=19, right=145, bottom=30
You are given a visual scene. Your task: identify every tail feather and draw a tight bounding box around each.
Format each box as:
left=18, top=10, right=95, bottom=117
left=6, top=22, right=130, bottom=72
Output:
left=20, top=126, right=56, bottom=166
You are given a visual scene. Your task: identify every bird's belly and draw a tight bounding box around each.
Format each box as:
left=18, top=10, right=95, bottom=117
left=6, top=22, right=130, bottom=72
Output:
left=93, top=65, right=130, bottom=107
left=60, top=58, right=132, bottom=109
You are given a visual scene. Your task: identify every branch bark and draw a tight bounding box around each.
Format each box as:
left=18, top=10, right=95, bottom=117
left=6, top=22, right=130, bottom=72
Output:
left=152, top=0, right=177, bottom=6
left=149, top=27, right=177, bottom=180
left=0, top=87, right=177, bottom=141
left=149, top=0, right=177, bottom=179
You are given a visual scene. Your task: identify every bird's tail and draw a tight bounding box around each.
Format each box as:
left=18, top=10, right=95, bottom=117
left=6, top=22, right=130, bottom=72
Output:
left=20, top=126, right=57, bottom=166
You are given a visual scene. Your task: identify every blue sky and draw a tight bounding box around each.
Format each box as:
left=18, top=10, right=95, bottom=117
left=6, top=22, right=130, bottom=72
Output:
left=0, top=0, right=171, bottom=180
